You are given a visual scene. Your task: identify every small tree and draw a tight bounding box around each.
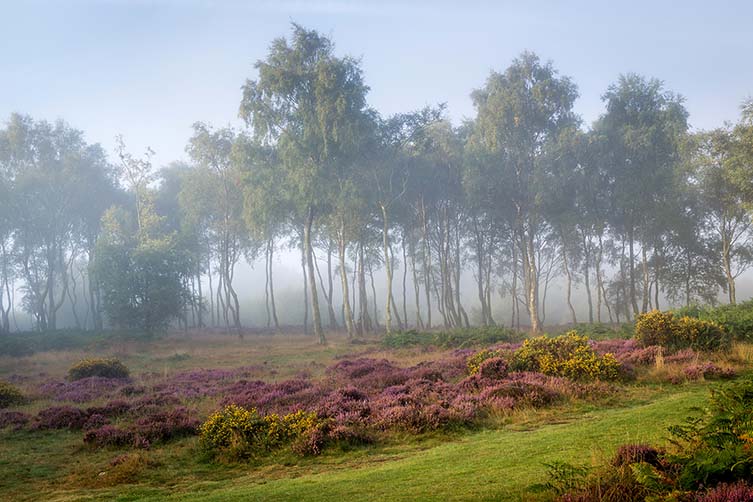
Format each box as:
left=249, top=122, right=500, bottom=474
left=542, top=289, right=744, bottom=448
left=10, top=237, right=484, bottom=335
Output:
left=94, top=142, right=190, bottom=333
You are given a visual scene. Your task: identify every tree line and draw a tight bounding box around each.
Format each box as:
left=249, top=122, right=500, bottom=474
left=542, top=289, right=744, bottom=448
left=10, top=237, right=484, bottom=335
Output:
left=1, top=25, right=752, bottom=341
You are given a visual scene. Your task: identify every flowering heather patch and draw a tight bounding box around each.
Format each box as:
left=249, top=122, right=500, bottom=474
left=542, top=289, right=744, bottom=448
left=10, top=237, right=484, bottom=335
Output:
left=0, top=410, right=30, bottom=430
left=664, top=348, right=699, bottom=364
left=83, top=413, right=109, bottom=430
left=86, top=400, right=132, bottom=418
left=84, top=407, right=199, bottom=449
left=315, top=387, right=371, bottom=425
left=327, top=358, right=411, bottom=391
left=148, top=366, right=268, bottom=400
left=683, top=363, right=736, bottom=381
left=38, top=376, right=130, bottom=403
left=84, top=425, right=136, bottom=448
left=133, top=407, right=199, bottom=443
left=696, top=481, right=753, bottom=502
left=221, top=379, right=326, bottom=415
left=32, top=406, right=90, bottom=430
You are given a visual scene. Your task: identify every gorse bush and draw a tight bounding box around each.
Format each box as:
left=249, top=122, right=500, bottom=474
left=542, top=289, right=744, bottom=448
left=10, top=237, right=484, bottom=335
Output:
left=635, top=310, right=730, bottom=352
left=383, top=326, right=524, bottom=349
left=0, top=381, right=25, bottom=408
left=199, top=404, right=318, bottom=460
left=511, top=332, right=621, bottom=381
left=68, top=358, right=130, bottom=380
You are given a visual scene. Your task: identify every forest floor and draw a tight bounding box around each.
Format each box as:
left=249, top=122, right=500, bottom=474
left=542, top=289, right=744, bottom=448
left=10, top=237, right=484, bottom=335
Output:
left=0, top=330, right=746, bottom=501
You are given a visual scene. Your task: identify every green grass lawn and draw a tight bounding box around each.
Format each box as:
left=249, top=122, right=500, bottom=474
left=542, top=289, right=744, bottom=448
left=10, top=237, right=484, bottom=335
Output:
left=32, top=384, right=707, bottom=502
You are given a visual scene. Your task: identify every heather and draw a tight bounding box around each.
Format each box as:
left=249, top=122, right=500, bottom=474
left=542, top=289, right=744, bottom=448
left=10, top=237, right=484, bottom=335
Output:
left=1, top=330, right=752, bottom=501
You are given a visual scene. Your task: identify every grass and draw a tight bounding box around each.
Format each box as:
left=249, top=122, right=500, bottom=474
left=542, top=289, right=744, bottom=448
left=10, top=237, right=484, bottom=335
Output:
left=0, top=330, right=745, bottom=501
left=1, top=383, right=708, bottom=502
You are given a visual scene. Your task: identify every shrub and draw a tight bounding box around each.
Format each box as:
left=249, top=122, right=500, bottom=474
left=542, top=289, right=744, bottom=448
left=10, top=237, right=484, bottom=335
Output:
left=0, top=381, right=25, bottom=408
left=511, top=332, right=621, bottom=381
left=0, top=410, right=30, bottom=429
left=68, top=358, right=130, bottom=380
left=132, top=407, right=199, bottom=443
left=634, top=310, right=676, bottom=347
left=467, top=349, right=503, bottom=375
left=84, top=425, right=136, bottom=448
left=199, top=404, right=318, bottom=460
left=32, top=406, right=90, bottom=430
left=676, top=300, right=753, bottom=342
left=476, top=357, right=509, bottom=380
left=39, top=376, right=128, bottom=403
left=635, top=310, right=731, bottom=352
left=673, top=316, right=731, bottom=352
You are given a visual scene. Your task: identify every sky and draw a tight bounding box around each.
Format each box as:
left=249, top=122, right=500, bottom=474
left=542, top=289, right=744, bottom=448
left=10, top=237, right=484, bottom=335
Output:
left=1, top=0, right=753, bottom=167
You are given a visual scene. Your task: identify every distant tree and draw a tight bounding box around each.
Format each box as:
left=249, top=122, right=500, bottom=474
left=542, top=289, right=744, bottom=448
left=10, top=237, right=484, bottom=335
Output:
left=185, top=123, right=251, bottom=335
left=691, top=128, right=753, bottom=304
left=469, top=52, right=579, bottom=333
left=95, top=141, right=190, bottom=334
left=240, top=24, right=370, bottom=344
left=596, top=74, right=688, bottom=316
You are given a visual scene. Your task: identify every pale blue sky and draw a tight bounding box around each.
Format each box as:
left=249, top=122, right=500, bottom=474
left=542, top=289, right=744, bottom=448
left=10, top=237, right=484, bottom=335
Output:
left=2, top=0, right=752, bottom=166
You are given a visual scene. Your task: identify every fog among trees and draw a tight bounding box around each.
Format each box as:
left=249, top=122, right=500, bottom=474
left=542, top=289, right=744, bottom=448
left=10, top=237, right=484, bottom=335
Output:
left=1, top=25, right=753, bottom=340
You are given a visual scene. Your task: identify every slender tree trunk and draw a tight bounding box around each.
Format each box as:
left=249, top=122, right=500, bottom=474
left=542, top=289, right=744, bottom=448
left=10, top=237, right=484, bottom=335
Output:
left=300, top=238, right=309, bottom=336
left=640, top=245, right=650, bottom=313
left=264, top=242, right=271, bottom=328
left=421, top=197, right=432, bottom=329
left=401, top=232, right=408, bottom=328
left=560, top=234, right=577, bottom=325
left=304, top=208, right=324, bottom=344
left=380, top=204, right=394, bottom=334
left=338, top=226, right=354, bottom=337
left=409, top=237, right=424, bottom=329
left=581, top=232, right=594, bottom=323
left=268, top=238, right=279, bottom=331
left=369, top=263, right=380, bottom=329
left=627, top=227, right=640, bottom=316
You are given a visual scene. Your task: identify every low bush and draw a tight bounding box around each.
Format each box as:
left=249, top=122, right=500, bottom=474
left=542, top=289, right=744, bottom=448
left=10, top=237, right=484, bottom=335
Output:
left=675, top=300, right=753, bottom=341
left=635, top=310, right=731, bottom=352
left=466, top=349, right=503, bottom=375
left=511, top=332, right=621, bottom=381
left=383, top=326, right=524, bottom=349
left=32, top=406, right=90, bottom=430
left=0, top=380, right=25, bottom=408
left=199, top=405, right=318, bottom=460
left=0, top=410, right=30, bottom=429
left=68, top=358, right=130, bottom=380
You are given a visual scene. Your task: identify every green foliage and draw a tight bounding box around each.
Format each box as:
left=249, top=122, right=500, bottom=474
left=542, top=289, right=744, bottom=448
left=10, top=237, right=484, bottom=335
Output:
left=68, top=358, right=130, bottom=380
left=512, top=331, right=621, bottom=380
left=675, top=300, right=753, bottom=341
left=565, top=323, right=634, bottom=340
left=0, top=381, right=25, bottom=408
left=94, top=208, right=191, bottom=333
left=635, top=309, right=731, bottom=352
left=530, top=461, right=590, bottom=496
left=382, top=327, right=524, bottom=349
left=199, top=405, right=318, bottom=460
left=666, top=376, right=753, bottom=489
